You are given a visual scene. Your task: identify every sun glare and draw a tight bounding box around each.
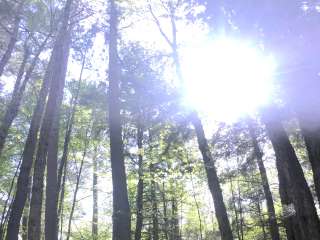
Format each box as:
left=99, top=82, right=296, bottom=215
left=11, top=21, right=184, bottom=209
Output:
left=181, top=38, right=276, bottom=122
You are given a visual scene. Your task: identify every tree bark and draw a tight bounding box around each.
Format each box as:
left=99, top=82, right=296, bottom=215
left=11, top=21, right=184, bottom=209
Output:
left=277, top=158, right=302, bottom=240
left=106, top=0, right=131, bottom=239
left=263, top=110, right=320, bottom=240
left=247, top=121, right=280, bottom=240
left=134, top=125, right=144, bottom=240
left=191, top=112, right=233, bottom=240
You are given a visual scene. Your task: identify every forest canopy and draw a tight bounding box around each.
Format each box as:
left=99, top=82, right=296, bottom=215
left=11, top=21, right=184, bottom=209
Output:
left=0, top=0, right=320, bottom=240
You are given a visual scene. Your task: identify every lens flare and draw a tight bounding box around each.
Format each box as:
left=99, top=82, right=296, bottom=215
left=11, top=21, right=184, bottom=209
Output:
left=181, top=38, right=276, bottom=122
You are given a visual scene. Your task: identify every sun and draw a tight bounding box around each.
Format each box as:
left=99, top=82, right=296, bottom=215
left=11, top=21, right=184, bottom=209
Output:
left=181, top=37, right=276, bottom=122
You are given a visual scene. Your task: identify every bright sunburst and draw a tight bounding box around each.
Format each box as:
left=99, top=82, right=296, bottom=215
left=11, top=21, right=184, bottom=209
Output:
left=182, top=38, right=276, bottom=122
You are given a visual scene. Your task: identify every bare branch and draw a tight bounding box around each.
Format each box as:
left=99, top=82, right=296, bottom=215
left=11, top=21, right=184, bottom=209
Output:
left=148, top=3, right=173, bottom=48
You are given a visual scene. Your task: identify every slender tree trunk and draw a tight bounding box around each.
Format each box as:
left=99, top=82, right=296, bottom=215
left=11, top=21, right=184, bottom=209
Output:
left=170, top=198, right=180, bottom=240
left=150, top=4, right=232, bottom=238
left=247, top=121, right=280, bottom=240
left=263, top=110, right=320, bottom=240
left=0, top=156, right=22, bottom=239
left=256, top=199, right=267, bottom=240
left=56, top=105, right=74, bottom=236
left=190, top=172, right=203, bottom=240
left=0, top=35, right=49, bottom=157
left=5, top=56, right=53, bottom=240
left=0, top=10, right=21, bottom=76
left=161, top=183, right=169, bottom=240
left=134, top=125, right=144, bottom=240
left=150, top=166, right=159, bottom=240
left=179, top=198, right=183, bottom=239
left=57, top=54, right=85, bottom=195
left=236, top=181, right=244, bottom=240
left=92, top=145, right=98, bottom=240
left=191, top=112, right=233, bottom=240
left=55, top=52, right=85, bottom=238
left=58, top=152, right=68, bottom=240
left=55, top=53, right=84, bottom=239
left=230, top=180, right=241, bottom=240
left=0, top=43, right=29, bottom=155
left=21, top=212, right=28, bottom=240
left=66, top=130, right=89, bottom=240
left=106, top=0, right=131, bottom=239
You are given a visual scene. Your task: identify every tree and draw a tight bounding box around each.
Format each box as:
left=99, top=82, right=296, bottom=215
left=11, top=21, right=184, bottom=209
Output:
left=106, top=0, right=131, bottom=239
left=148, top=2, right=233, bottom=238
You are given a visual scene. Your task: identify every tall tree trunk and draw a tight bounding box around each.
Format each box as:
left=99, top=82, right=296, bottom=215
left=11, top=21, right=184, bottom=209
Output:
left=191, top=112, right=233, bottom=240
left=92, top=145, right=98, bottom=240
left=299, top=118, right=320, bottom=203
left=277, top=159, right=302, bottom=240
left=134, top=125, right=144, bottom=240
left=66, top=130, right=90, bottom=240
left=5, top=56, right=53, bottom=240
left=247, top=121, right=280, bottom=240
left=263, top=110, right=320, bottom=240
left=28, top=0, right=73, bottom=238
left=149, top=3, right=232, bottom=238
left=106, top=0, right=131, bottom=239
left=21, top=176, right=32, bottom=240
left=0, top=35, right=49, bottom=157
left=0, top=6, right=21, bottom=76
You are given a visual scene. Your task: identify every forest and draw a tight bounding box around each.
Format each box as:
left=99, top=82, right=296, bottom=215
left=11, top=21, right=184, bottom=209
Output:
left=0, top=0, right=320, bottom=239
